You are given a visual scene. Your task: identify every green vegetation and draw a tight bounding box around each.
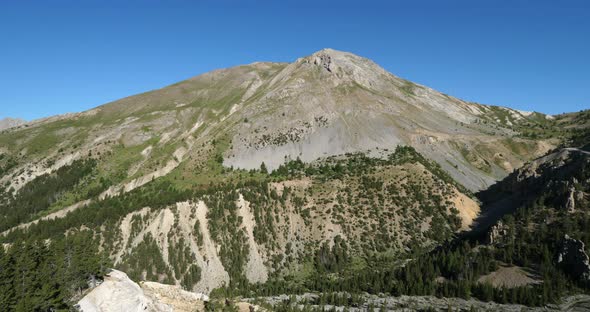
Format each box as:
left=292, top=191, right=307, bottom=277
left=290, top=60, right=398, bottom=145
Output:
left=489, top=107, right=590, bottom=146
left=204, top=190, right=250, bottom=291
left=1, top=51, right=589, bottom=311
left=2, top=138, right=588, bottom=309
left=222, top=148, right=590, bottom=308
left=0, top=230, right=108, bottom=311
left=560, top=109, right=590, bottom=148
left=0, top=153, right=18, bottom=178
left=0, top=159, right=98, bottom=232
left=0, top=146, right=470, bottom=308
left=119, top=233, right=174, bottom=284
left=399, top=80, right=416, bottom=97
left=236, top=199, right=588, bottom=308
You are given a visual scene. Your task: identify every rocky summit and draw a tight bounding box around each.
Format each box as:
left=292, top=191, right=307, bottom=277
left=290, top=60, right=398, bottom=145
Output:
left=0, top=49, right=589, bottom=311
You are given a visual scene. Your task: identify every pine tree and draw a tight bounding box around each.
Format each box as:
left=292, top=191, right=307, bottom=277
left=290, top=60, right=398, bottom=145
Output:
left=260, top=162, right=268, bottom=174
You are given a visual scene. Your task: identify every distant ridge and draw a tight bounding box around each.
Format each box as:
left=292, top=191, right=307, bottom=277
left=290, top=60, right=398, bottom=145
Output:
left=0, top=117, right=25, bottom=131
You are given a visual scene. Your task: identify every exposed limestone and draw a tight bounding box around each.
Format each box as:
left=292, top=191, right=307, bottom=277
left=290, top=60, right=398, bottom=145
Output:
left=114, top=207, right=151, bottom=264
left=112, top=203, right=230, bottom=294
left=141, top=281, right=208, bottom=312
left=487, top=220, right=508, bottom=245
left=175, top=201, right=230, bottom=293
left=190, top=201, right=230, bottom=293
left=236, top=302, right=264, bottom=312
left=564, top=179, right=585, bottom=213
left=77, top=269, right=208, bottom=312
left=475, top=148, right=590, bottom=235
left=99, top=146, right=187, bottom=200
left=0, top=49, right=574, bottom=310
left=236, top=194, right=269, bottom=283
left=566, top=185, right=577, bottom=212
left=270, top=178, right=312, bottom=197
left=220, top=49, right=552, bottom=192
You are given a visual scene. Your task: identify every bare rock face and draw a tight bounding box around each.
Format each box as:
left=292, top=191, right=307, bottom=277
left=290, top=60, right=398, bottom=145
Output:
left=487, top=220, right=508, bottom=245
left=77, top=269, right=208, bottom=312
left=564, top=179, right=587, bottom=213
left=557, top=235, right=590, bottom=285
left=312, top=52, right=334, bottom=72
left=566, top=185, right=577, bottom=212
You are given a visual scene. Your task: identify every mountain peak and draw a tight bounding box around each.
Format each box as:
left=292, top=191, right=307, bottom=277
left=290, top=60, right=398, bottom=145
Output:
left=304, top=48, right=364, bottom=71
left=310, top=48, right=350, bottom=56
left=290, top=48, right=395, bottom=93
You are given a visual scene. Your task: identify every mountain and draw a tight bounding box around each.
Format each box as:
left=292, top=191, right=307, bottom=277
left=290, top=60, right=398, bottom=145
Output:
left=0, top=49, right=586, bottom=311
left=0, top=117, right=25, bottom=131
left=0, top=49, right=554, bottom=196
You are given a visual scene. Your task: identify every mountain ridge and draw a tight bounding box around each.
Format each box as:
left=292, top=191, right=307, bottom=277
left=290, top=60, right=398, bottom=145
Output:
left=0, top=49, right=556, bottom=198
left=0, top=117, right=26, bottom=131
left=0, top=48, right=588, bottom=311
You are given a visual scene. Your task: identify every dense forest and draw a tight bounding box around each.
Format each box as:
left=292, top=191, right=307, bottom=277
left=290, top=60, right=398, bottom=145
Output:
left=0, top=230, right=108, bottom=311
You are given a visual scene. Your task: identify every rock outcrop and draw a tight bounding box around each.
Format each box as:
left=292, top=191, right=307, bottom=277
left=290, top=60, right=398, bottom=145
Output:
left=557, top=235, right=590, bottom=285
left=564, top=180, right=586, bottom=213
left=77, top=270, right=208, bottom=312
left=486, top=220, right=508, bottom=245
left=566, top=185, right=577, bottom=212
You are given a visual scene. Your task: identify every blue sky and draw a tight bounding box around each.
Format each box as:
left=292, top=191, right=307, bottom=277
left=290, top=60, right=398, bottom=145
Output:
left=0, top=0, right=588, bottom=120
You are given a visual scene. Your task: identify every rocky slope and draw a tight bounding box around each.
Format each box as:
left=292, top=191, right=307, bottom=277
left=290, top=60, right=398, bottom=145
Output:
left=77, top=270, right=208, bottom=312
left=0, top=117, right=25, bottom=131
left=250, top=293, right=590, bottom=312
left=474, top=147, right=590, bottom=234
left=222, top=49, right=554, bottom=191
left=0, top=49, right=552, bottom=200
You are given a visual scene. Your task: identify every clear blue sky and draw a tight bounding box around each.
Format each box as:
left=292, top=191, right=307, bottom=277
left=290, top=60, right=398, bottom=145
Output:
left=0, top=0, right=588, bottom=120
